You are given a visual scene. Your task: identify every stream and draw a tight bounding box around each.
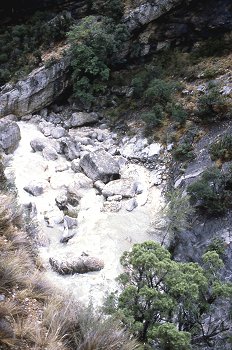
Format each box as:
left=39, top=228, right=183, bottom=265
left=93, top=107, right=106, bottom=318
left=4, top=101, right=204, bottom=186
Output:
left=5, top=119, right=166, bottom=306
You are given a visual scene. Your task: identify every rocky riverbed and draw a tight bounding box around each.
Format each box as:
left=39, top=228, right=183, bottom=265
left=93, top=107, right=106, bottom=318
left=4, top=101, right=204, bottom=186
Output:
left=2, top=112, right=168, bottom=305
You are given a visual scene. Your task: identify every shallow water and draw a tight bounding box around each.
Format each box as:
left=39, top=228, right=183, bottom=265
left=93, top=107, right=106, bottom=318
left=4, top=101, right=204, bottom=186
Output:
left=6, top=121, right=165, bottom=305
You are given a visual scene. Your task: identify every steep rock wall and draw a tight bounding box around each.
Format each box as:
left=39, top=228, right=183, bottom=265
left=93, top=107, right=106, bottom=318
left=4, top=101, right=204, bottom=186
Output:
left=0, top=56, right=70, bottom=118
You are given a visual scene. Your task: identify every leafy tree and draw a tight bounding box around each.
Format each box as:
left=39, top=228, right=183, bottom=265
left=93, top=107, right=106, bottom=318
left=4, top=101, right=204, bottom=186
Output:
left=187, top=167, right=232, bottom=216
left=106, top=241, right=232, bottom=349
left=68, top=16, right=129, bottom=105
left=90, top=0, right=124, bottom=20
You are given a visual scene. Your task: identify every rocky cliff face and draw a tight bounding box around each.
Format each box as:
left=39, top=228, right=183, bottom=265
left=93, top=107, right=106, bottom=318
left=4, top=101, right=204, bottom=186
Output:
left=0, top=56, right=70, bottom=118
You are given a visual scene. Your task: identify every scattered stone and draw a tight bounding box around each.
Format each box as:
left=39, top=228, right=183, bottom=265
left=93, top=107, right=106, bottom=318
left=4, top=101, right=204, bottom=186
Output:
left=80, top=150, right=120, bottom=183
left=24, top=180, right=48, bottom=196
left=55, top=192, right=68, bottom=210
left=102, top=178, right=137, bottom=198
left=69, top=159, right=80, bottom=173
left=50, top=126, right=67, bottom=139
left=125, top=198, right=138, bottom=212
left=94, top=180, right=105, bottom=193
left=102, top=201, right=121, bottom=212
left=0, top=119, right=21, bottom=154
left=64, top=215, right=78, bottom=229
left=60, top=231, right=75, bottom=244
left=150, top=171, right=162, bottom=186
left=55, top=162, right=69, bottom=172
left=42, top=146, right=58, bottom=161
left=49, top=255, right=104, bottom=274
left=107, top=195, right=123, bottom=201
left=30, top=138, right=48, bottom=152
left=60, top=138, right=81, bottom=161
left=44, top=209, right=64, bottom=227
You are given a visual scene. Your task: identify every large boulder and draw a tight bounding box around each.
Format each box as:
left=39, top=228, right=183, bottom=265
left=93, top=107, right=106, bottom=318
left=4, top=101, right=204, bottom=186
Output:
left=23, top=180, right=48, bottom=196
left=80, top=150, right=120, bottom=183
left=0, top=56, right=70, bottom=117
left=49, top=255, right=104, bottom=274
left=68, top=112, right=99, bottom=128
left=102, top=178, right=138, bottom=198
left=60, top=138, right=81, bottom=161
left=0, top=119, right=21, bottom=154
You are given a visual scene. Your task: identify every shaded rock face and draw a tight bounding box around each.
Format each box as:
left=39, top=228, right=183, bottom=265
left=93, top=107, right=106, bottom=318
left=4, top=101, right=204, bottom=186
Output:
left=124, top=0, right=185, bottom=32
left=49, top=255, right=104, bottom=275
left=0, top=56, right=70, bottom=118
left=0, top=118, right=21, bottom=154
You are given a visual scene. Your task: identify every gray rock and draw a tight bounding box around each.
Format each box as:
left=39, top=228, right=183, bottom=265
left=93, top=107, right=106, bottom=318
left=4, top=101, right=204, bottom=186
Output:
left=55, top=192, right=68, bottom=210
left=64, top=215, right=78, bottom=229
left=71, top=159, right=81, bottom=172
left=60, top=138, right=81, bottom=161
left=67, top=173, right=93, bottom=205
left=123, top=0, right=183, bottom=32
left=42, top=146, right=58, bottom=161
left=0, top=119, right=21, bottom=154
left=80, top=150, right=120, bottom=183
left=24, top=180, right=48, bottom=196
left=69, top=112, right=99, bottom=127
left=107, top=195, right=123, bottom=202
left=30, top=137, right=49, bottom=152
left=125, top=198, right=138, bottom=212
left=102, top=178, right=137, bottom=198
left=49, top=255, right=104, bottom=274
left=0, top=56, right=70, bottom=117
left=44, top=210, right=64, bottom=227
left=94, top=180, right=105, bottom=193
left=55, top=162, right=69, bottom=172
left=60, top=231, right=75, bottom=244
left=50, top=126, right=67, bottom=139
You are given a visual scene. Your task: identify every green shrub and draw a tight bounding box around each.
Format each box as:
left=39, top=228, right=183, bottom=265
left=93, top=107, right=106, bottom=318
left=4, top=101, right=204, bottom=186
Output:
left=168, top=103, right=187, bottom=124
left=68, top=16, right=129, bottom=105
left=197, top=86, right=229, bottom=122
left=209, top=134, right=232, bottom=162
left=173, top=142, right=195, bottom=161
left=144, top=79, right=176, bottom=106
left=187, top=167, right=232, bottom=216
left=141, top=104, right=164, bottom=128
left=90, top=0, right=124, bottom=20
left=131, top=65, right=163, bottom=98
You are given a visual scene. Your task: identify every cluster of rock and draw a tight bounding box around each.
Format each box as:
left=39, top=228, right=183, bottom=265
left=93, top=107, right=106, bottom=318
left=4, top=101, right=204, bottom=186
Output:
left=1, top=108, right=168, bottom=275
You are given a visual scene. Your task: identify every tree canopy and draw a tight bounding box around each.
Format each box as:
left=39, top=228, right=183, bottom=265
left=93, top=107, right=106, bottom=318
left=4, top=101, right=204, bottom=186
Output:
left=105, top=241, right=232, bottom=349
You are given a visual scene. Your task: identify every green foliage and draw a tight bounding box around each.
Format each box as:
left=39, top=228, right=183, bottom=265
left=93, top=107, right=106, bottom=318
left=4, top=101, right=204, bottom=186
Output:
left=164, top=189, right=193, bottom=235
left=144, top=79, right=176, bottom=106
left=68, top=16, right=129, bottom=105
left=206, top=238, right=226, bottom=258
left=0, top=11, right=72, bottom=85
left=131, top=65, right=163, bottom=99
left=172, top=142, right=195, bottom=161
left=90, top=0, right=124, bottom=20
left=106, top=241, right=232, bottom=349
left=141, top=104, right=165, bottom=129
left=209, top=134, right=232, bottom=162
left=197, top=86, right=229, bottom=122
left=187, top=167, right=232, bottom=216
left=191, top=35, right=232, bottom=60
left=168, top=103, right=187, bottom=125
left=149, top=323, right=191, bottom=350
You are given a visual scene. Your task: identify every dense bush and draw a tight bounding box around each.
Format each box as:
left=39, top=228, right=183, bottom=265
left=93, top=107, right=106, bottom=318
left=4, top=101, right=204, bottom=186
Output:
left=187, top=167, right=232, bottom=216
left=197, top=85, right=230, bottom=122
left=90, top=0, right=124, bottom=20
left=209, top=134, right=232, bottom=162
left=173, top=142, right=195, bottom=161
left=105, top=241, right=232, bottom=349
left=68, top=16, right=129, bottom=105
left=144, top=78, right=176, bottom=106
left=0, top=11, right=72, bottom=85
left=168, top=103, right=187, bottom=124
left=141, top=104, right=164, bottom=128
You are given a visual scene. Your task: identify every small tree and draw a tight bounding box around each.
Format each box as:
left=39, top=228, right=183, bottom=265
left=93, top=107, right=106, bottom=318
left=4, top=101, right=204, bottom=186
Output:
left=68, top=16, right=129, bottom=105
left=106, top=241, right=232, bottom=349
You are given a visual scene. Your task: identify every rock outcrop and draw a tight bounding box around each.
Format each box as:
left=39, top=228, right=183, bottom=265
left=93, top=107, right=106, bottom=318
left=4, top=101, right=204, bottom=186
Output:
left=0, top=118, right=21, bottom=154
left=0, top=56, right=70, bottom=118
left=124, top=0, right=185, bottom=32
left=49, top=255, right=104, bottom=274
